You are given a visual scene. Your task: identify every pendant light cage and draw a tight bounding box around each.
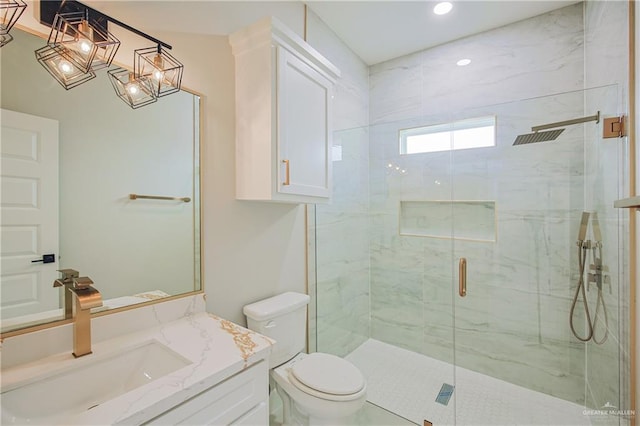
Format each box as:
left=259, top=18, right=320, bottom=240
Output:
left=0, top=0, right=26, bottom=35
left=0, top=31, right=12, bottom=47
left=134, top=47, right=183, bottom=97
left=36, top=45, right=96, bottom=90
left=108, top=67, right=157, bottom=109
left=34, top=0, right=183, bottom=107
left=47, top=11, right=120, bottom=73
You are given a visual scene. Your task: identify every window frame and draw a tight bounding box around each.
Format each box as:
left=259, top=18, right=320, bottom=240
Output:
left=399, top=115, right=497, bottom=155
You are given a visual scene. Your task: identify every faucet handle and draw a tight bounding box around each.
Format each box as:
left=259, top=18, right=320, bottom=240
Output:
left=57, top=269, right=79, bottom=279
left=73, top=276, right=94, bottom=290
left=53, top=269, right=80, bottom=287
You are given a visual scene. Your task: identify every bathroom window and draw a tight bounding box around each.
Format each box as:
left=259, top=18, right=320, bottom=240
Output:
left=399, top=115, right=496, bottom=155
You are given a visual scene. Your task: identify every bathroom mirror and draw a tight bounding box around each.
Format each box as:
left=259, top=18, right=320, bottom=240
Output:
left=0, top=28, right=202, bottom=334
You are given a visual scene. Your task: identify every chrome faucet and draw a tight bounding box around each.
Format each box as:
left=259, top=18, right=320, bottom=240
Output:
left=53, top=270, right=103, bottom=357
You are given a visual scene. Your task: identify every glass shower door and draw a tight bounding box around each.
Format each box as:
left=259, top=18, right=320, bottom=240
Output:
left=365, top=115, right=458, bottom=425
left=312, top=115, right=460, bottom=425
left=450, top=85, right=629, bottom=425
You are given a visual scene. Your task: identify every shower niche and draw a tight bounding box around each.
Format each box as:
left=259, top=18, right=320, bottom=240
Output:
left=399, top=200, right=496, bottom=242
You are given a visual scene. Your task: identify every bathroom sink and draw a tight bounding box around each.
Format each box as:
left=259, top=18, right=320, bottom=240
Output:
left=1, top=340, right=191, bottom=423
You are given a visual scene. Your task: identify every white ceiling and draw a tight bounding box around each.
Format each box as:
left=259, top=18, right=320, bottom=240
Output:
left=84, top=0, right=579, bottom=66
left=307, top=1, right=579, bottom=65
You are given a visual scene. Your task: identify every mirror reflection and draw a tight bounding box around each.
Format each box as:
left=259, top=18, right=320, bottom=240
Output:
left=1, top=28, right=201, bottom=333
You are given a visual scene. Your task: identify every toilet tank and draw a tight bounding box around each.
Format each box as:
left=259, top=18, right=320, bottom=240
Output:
left=243, top=292, right=310, bottom=368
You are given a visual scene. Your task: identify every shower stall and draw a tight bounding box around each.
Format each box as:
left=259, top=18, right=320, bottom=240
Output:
left=307, top=2, right=632, bottom=425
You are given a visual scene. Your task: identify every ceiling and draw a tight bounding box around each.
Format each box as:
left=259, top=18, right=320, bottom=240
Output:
left=307, top=1, right=579, bottom=65
left=84, top=0, right=579, bottom=66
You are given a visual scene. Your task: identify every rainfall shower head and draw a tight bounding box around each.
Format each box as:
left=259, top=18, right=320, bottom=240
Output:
left=512, top=111, right=600, bottom=146
left=512, top=129, right=565, bottom=145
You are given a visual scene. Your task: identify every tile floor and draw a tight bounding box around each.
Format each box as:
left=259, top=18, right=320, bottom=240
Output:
left=268, top=340, right=627, bottom=425
left=269, top=391, right=414, bottom=426
left=345, top=339, right=595, bottom=426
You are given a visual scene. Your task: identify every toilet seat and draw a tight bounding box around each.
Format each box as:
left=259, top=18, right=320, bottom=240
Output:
left=287, top=353, right=365, bottom=402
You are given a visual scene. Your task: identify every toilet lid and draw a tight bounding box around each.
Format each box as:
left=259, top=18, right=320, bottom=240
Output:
left=290, top=353, right=364, bottom=395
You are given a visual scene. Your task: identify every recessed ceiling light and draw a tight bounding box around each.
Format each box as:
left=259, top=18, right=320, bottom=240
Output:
left=456, top=58, right=471, bottom=66
left=434, top=2, right=453, bottom=15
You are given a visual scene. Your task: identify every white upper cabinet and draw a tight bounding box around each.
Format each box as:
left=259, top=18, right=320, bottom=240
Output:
left=230, top=17, right=340, bottom=203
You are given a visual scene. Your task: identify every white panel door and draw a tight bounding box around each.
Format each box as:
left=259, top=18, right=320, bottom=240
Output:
left=1, top=109, right=59, bottom=320
left=277, top=46, right=332, bottom=198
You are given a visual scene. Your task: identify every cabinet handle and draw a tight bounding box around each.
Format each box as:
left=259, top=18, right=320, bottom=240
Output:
left=459, top=258, right=467, bottom=297
left=282, top=159, right=290, bottom=186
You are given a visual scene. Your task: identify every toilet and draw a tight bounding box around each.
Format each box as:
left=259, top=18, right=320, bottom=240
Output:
left=243, top=292, right=367, bottom=425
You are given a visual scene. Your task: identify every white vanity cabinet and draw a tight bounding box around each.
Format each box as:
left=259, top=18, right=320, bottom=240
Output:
left=145, top=360, right=268, bottom=425
left=230, top=17, right=340, bottom=204
left=0, top=301, right=274, bottom=426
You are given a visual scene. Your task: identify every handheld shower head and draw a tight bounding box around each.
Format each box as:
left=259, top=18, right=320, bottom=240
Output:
left=577, top=211, right=590, bottom=243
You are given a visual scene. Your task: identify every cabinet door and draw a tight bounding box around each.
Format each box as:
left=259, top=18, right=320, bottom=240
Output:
left=144, top=361, right=268, bottom=425
left=277, top=47, right=332, bottom=199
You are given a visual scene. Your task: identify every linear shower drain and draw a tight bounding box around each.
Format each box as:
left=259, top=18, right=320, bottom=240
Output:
left=435, top=383, right=454, bottom=406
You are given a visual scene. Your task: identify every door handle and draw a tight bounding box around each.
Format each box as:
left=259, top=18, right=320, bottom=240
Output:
left=459, top=258, right=467, bottom=297
left=32, top=254, right=56, bottom=264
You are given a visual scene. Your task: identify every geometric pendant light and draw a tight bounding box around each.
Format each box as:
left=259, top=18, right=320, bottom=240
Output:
left=107, top=67, right=157, bottom=109
left=47, top=11, right=119, bottom=73
left=134, top=46, right=183, bottom=97
left=0, top=0, right=27, bottom=47
left=35, top=45, right=96, bottom=90
left=36, top=0, right=184, bottom=108
left=0, top=32, right=13, bottom=47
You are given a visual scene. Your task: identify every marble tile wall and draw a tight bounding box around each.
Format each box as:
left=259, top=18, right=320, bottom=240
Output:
left=368, top=92, right=590, bottom=403
left=363, top=1, right=630, bottom=408
left=367, top=3, right=595, bottom=404
left=369, top=4, right=585, bottom=125
left=305, top=10, right=370, bottom=357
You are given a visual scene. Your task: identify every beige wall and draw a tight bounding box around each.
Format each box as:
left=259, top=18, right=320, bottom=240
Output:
left=141, top=28, right=308, bottom=325
left=13, top=2, right=309, bottom=326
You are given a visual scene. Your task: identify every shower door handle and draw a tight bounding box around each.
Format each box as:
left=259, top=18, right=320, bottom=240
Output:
left=459, top=258, right=467, bottom=297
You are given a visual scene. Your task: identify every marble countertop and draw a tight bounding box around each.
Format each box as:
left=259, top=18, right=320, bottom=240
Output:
left=1, top=312, right=274, bottom=425
left=0, top=290, right=172, bottom=334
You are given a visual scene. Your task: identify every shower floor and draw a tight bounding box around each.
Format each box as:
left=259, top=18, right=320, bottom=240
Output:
left=346, top=339, right=591, bottom=426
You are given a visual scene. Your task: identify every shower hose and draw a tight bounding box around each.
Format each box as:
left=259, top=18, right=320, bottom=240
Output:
left=569, top=242, right=608, bottom=344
